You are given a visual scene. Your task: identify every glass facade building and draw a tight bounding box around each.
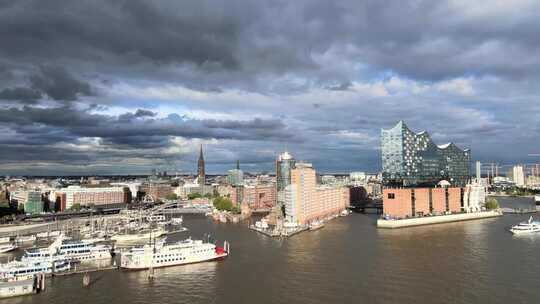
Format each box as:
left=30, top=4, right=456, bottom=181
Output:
left=381, top=121, right=470, bottom=187
left=276, top=151, right=296, bottom=207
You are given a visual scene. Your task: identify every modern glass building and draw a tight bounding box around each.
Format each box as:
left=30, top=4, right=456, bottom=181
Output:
left=227, top=160, right=244, bottom=186
left=276, top=151, right=296, bottom=208
left=381, top=121, right=470, bottom=187
left=24, top=191, right=43, bottom=215
left=276, top=151, right=296, bottom=192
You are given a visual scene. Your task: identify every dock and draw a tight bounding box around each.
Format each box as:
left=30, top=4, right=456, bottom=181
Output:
left=52, top=265, right=119, bottom=277
left=501, top=208, right=538, bottom=214
left=249, top=225, right=309, bottom=238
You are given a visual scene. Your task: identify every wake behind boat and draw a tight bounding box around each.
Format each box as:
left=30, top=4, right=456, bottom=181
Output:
left=509, top=216, right=540, bottom=235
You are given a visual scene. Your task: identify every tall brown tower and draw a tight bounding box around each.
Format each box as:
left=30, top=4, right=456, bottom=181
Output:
left=198, top=145, right=205, bottom=186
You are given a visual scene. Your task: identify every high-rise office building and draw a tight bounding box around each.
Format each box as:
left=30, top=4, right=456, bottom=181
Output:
left=198, top=145, right=206, bottom=186
left=512, top=165, right=525, bottom=186
left=276, top=151, right=296, bottom=207
left=475, top=161, right=481, bottom=182
left=381, top=121, right=470, bottom=187
left=227, top=160, right=244, bottom=186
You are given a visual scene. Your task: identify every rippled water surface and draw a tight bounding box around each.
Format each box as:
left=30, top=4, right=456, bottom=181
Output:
left=3, top=197, right=540, bottom=304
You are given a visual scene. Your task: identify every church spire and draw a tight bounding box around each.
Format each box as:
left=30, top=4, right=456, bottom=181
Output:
left=197, top=144, right=205, bottom=186
left=199, top=144, right=204, bottom=161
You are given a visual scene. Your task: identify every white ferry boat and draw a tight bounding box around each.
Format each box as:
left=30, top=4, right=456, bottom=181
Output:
left=0, top=243, right=17, bottom=254
left=147, top=215, right=167, bottom=223
left=111, top=227, right=167, bottom=244
left=120, top=238, right=229, bottom=270
left=509, top=216, right=540, bottom=235
left=0, top=259, right=70, bottom=281
left=22, top=234, right=112, bottom=263
left=171, top=217, right=183, bottom=225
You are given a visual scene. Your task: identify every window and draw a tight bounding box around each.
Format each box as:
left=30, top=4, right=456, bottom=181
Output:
left=387, top=193, right=395, bottom=199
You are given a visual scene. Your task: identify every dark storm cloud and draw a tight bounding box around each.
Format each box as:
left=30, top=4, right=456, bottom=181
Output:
left=0, top=65, right=94, bottom=104
left=0, top=106, right=294, bottom=150
left=0, top=0, right=539, bottom=174
left=0, top=0, right=537, bottom=90
left=29, top=66, right=94, bottom=101
left=0, top=87, right=41, bottom=103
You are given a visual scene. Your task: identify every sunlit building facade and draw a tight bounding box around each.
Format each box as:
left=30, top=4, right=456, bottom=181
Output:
left=284, top=162, right=349, bottom=225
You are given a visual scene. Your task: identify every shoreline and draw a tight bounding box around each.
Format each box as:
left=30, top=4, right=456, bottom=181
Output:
left=377, top=210, right=503, bottom=229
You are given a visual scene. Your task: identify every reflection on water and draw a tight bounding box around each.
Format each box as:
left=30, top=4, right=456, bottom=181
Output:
left=3, top=198, right=540, bottom=304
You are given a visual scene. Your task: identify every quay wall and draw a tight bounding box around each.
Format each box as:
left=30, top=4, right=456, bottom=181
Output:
left=377, top=210, right=502, bottom=229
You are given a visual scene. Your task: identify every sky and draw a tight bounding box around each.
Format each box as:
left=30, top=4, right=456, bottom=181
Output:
left=1, top=0, right=540, bottom=175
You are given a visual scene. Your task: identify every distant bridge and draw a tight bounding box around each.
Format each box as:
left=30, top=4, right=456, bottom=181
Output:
left=349, top=201, right=383, bottom=214
left=151, top=201, right=211, bottom=215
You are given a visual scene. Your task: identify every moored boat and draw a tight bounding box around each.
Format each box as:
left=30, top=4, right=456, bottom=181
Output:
left=120, top=237, right=229, bottom=270
left=309, top=220, right=325, bottom=231
left=0, top=243, right=17, bottom=254
left=22, top=234, right=112, bottom=263
left=0, top=259, right=70, bottom=281
left=111, top=227, right=167, bottom=244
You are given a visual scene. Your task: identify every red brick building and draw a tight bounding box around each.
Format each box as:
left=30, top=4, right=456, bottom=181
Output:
left=383, top=187, right=463, bottom=218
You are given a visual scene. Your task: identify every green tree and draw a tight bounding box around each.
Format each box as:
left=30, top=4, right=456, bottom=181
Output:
left=188, top=192, right=202, bottom=200
left=166, top=193, right=178, bottom=200
left=213, top=196, right=233, bottom=211
left=70, top=203, right=82, bottom=211
left=485, top=197, right=500, bottom=210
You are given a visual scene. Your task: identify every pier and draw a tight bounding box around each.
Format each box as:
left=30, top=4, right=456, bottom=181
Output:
left=501, top=207, right=538, bottom=214
left=249, top=225, right=309, bottom=238
left=51, top=265, right=119, bottom=277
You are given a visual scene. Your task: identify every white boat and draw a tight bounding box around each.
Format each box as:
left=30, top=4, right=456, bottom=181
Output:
left=340, top=209, right=351, bottom=216
left=509, top=216, right=540, bottom=235
left=0, top=259, right=70, bottom=281
left=36, top=231, right=61, bottom=238
left=147, top=215, right=166, bottom=222
left=22, top=234, right=112, bottom=263
left=255, top=219, right=269, bottom=229
left=171, top=217, right=183, bottom=225
left=111, top=227, right=167, bottom=244
left=309, top=220, right=325, bottom=231
left=120, top=237, right=229, bottom=270
left=0, top=244, right=17, bottom=254
left=16, top=235, right=36, bottom=244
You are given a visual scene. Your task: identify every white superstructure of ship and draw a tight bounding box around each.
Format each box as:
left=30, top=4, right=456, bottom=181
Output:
left=509, top=216, right=540, bottom=235
left=110, top=227, right=167, bottom=244
left=0, top=258, right=70, bottom=281
left=21, top=234, right=112, bottom=263
left=120, top=237, right=229, bottom=270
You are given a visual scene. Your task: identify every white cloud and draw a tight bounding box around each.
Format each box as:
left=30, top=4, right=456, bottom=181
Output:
left=435, top=78, right=475, bottom=96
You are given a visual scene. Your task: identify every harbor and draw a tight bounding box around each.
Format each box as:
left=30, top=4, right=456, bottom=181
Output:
left=0, top=205, right=228, bottom=299
left=0, top=202, right=539, bottom=304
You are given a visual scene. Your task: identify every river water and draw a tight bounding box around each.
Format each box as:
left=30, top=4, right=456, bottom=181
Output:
left=3, top=197, right=540, bottom=304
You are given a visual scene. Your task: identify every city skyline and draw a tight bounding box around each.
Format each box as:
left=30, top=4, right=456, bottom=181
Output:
left=2, top=1, right=540, bottom=175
